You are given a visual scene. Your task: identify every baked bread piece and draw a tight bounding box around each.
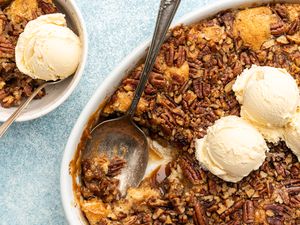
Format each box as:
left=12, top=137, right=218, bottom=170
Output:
left=77, top=3, right=300, bottom=225
left=4, top=0, right=56, bottom=26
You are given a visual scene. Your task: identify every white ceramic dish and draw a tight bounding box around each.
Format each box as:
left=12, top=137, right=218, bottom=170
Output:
left=61, top=0, right=297, bottom=224
left=0, top=0, right=88, bottom=122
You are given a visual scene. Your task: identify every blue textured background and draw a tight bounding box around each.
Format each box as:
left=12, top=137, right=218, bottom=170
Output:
left=0, top=0, right=213, bottom=224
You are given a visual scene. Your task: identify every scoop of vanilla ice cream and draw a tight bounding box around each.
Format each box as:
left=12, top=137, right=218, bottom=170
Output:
left=284, top=111, right=300, bottom=161
left=195, top=116, right=268, bottom=183
left=16, top=13, right=81, bottom=81
left=233, top=65, right=299, bottom=143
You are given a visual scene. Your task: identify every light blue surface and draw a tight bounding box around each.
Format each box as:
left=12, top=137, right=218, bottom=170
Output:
left=0, top=0, right=214, bottom=224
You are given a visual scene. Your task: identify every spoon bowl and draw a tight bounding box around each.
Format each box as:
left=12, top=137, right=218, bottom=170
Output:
left=82, top=115, right=148, bottom=195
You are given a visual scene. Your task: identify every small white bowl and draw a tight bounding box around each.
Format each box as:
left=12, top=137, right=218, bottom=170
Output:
left=61, top=0, right=297, bottom=224
left=0, top=0, right=88, bottom=122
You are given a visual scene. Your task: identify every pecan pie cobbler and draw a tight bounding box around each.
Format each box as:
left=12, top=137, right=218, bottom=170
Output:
left=0, top=0, right=56, bottom=108
left=73, top=3, right=300, bottom=225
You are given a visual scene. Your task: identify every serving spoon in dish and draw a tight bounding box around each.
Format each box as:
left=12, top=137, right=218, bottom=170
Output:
left=81, top=0, right=181, bottom=196
left=0, top=79, right=64, bottom=138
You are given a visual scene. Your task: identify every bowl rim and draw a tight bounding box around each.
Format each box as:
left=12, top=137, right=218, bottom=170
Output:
left=0, top=0, right=88, bottom=122
left=60, top=0, right=297, bottom=224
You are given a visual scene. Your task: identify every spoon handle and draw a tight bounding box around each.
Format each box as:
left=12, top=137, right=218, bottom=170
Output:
left=0, top=82, right=48, bottom=138
left=127, top=0, right=181, bottom=117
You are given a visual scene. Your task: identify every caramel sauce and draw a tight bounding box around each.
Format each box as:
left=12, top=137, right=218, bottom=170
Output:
left=149, top=147, right=163, bottom=161
left=150, top=164, right=170, bottom=184
left=70, top=100, right=108, bottom=205
left=70, top=100, right=176, bottom=215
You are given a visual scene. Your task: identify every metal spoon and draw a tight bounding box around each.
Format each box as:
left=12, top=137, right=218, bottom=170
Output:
left=81, top=0, right=181, bottom=195
left=0, top=79, right=63, bottom=138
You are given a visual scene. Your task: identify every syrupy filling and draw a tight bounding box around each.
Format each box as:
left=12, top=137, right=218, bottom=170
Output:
left=73, top=3, right=300, bottom=225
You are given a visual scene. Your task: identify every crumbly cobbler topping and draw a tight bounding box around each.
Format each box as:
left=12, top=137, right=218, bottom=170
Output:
left=0, top=0, right=56, bottom=108
left=103, top=4, right=300, bottom=151
left=77, top=4, right=300, bottom=225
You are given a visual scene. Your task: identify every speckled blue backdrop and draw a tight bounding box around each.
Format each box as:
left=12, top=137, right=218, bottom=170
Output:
left=0, top=0, right=214, bottom=224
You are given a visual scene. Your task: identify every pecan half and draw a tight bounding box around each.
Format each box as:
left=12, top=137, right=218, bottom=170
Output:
left=271, top=21, right=288, bottom=36
left=243, top=200, right=255, bottom=224
left=149, top=72, right=166, bottom=89
left=290, top=195, right=300, bottom=207
left=264, top=204, right=291, bottom=217
left=286, top=186, right=300, bottom=194
left=179, top=157, right=202, bottom=184
left=202, top=83, right=211, bottom=98
left=207, top=178, right=217, bottom=195
left=165, top=43, right=175, bottom=66
left=193, top=201, right=208, bottom=225
left=193, top=79, right=203, bottom=99
left=287, top=18, right=300, bottom=35
left=176, top=46, right=186, bottom=67
left=107, top=157, right=126, bottom=177
left=0, top=36, right=14, bottom=57
left=38, top=0, right=57, bottom=14
left=283, top=178, right=300, bottom=186
left=220, top=199, right=245, bottom=219
left=274, top=4, right=288, bottom=19
left=267, top=216, right=285, bottom=225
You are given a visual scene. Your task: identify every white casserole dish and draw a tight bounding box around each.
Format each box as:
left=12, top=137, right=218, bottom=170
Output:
left=60, top=0, right=297, bottom=224
left=0, top=0, right=88, bottom=122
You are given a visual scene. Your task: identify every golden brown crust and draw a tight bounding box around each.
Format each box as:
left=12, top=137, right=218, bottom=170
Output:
left=233, top=7, right=277, bottom=51
left=5, top=0, right=39, bottom=25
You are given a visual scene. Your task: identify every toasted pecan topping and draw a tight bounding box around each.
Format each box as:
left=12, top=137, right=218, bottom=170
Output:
left=0, top=0, right=56, bottom=108
left=80, top=3, right=300, bottom=225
